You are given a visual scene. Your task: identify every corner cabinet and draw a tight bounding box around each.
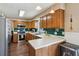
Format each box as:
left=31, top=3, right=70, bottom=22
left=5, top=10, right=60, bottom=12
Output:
left=53, top=9, right=64, bottom=28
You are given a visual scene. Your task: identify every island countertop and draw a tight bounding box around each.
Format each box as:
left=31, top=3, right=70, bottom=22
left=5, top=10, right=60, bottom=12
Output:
left=28, top=33, right=65, bottom=49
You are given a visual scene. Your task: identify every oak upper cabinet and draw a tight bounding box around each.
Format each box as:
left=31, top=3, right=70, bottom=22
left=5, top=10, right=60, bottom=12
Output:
left=40, top=16, right=47, bottom=28
left=26, top=20, right=35, bottom=29
left=46, top=14, right=52, bottom=28
left=40, top=17, right=42, bottom=28
left=51, top=13, right=55, bottom=28
left=59, top=9, right=64, bottom=28
left=40, top=9, right=64, bottom=29
left=30, top=20, right=35, bottom=28
left=53, top=9, right=64, bottom=28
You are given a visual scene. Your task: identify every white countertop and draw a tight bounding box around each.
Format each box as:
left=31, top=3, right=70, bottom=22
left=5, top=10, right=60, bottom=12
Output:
left=28, top=34, right=65, bottom=49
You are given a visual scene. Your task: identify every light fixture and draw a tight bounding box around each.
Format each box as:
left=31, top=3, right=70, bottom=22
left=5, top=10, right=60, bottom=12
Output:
left=36, top=6, right=42, bottom=10
left=49, top=10, right=54, bottom=13
left=19, top=10, right=25, bottom=17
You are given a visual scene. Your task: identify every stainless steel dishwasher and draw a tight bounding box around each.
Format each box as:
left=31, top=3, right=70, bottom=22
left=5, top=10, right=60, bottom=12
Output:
left=60, top=42, right=79, bottom=56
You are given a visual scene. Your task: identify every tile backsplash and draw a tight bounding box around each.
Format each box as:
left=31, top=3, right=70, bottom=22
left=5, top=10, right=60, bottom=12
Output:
left=43, top=28, right=64, bottom=36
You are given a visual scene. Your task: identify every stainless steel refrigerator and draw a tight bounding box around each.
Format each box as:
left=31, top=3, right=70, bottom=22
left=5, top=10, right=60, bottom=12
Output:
left=0, top=16, right=11, bottom=56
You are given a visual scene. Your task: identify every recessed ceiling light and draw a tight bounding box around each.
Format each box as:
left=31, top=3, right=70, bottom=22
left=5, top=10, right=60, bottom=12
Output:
left=36, top=6, right=42, bottom=10
left=19, top=10, right=25, bottom=17
left=49, top=10, right=54, bottom=13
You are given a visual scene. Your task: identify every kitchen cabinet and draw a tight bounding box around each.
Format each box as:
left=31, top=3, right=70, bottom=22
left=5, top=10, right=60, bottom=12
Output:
left=46, top=14, right=52, bottom=28
left=25, top=33, right=41, bottom=41
left=25, top=33, right=34, bottom=41
left=28, top=43, right=61, bottom=56
left=40, top=14, right=52, bottom=28
left=40, top=9, right=64, bottom=29
left=31, top=20, right=35, bottom=28
left=13, top=21, right=26, bottom=28
left=12, top=20, right=35, bottom=29
left=40, top=17, right=43, bottom=28
left=52, top=9, right=64, bottom=28
left=27, top=20, right=35, bottom=29
left=40, top=16, right=47, bottom=28
left=13, top=33, right=18, bottom=43
left=27, top=43, right=35, bottom=56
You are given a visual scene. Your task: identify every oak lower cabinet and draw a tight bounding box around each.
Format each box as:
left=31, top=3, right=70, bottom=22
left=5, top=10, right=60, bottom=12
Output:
left=13, top=33, right=18, bottom=43
left=28, top=43, right=60, bottom=56
left=25, top=33, right=41, bottom=41
left=25, top=33, right=34, bottom=41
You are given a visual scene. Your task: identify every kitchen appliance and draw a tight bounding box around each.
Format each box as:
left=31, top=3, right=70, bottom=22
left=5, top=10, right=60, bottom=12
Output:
left=0, top=16, right=11, bottom=56
left=17, top=24, right=25, bottom=40
left=60, top=42, right=79, bottom=56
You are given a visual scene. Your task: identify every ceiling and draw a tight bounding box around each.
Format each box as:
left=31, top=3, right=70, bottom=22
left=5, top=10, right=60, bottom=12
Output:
left=0, top=3, right=53, bottom=20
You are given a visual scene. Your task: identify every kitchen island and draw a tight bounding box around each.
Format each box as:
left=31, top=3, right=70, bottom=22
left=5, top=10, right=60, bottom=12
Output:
left=26, top=33, right=65, bottom=56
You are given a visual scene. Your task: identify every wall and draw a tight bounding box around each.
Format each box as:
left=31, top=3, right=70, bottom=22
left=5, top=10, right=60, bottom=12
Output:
left=65, top=3, right=79, bottom=32
left=65, top=3, right=79, bottom=45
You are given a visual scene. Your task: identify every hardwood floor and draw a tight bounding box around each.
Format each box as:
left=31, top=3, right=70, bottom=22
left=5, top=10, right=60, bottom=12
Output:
left=8, top=40, right=29, bottom=56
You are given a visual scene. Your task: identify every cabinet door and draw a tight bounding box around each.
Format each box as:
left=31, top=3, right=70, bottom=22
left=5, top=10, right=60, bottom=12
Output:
left=43, top=16, right=47, bottom=28
left=30, top=20, right=35, bottom=28
left=40, top=17, right=43, bottom=28
left=40, top=16, right=47, bottom=28
left=13, top=34, right=18, bottom=43
left=47, top=14, right=52, bottom=28
left=57, top=9, right=64, bottom=28
left=51, top=9, right=64, bottom=28
left=48, top=44, right=60, bottom=56
left=51, top=13, right=55, bottom=28
left=59, top=9, right=64, bottom=28
left=52, top=12, right=57, bottom=28
left=36, top=47, right=48, bottom=56
left=27, top=43, right=35, bottom=56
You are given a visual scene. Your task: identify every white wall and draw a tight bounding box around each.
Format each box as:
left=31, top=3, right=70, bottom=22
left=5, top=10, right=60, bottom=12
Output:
left=65, top=3, right=79, bottom=45
left=65, top=3, right=79, bottom=32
